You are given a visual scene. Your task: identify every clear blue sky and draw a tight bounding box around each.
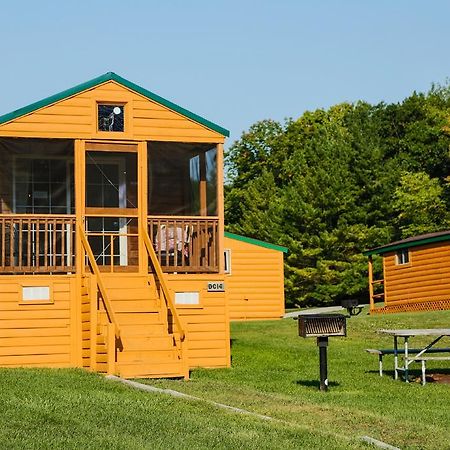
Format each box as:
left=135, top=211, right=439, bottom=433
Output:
left=1, top=1, right=450, bottom=147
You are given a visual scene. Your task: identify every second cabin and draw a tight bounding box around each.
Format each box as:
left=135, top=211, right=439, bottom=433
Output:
left=0, top=72, right=230, bottom=378
left=364, top=230, right=450, bottom=314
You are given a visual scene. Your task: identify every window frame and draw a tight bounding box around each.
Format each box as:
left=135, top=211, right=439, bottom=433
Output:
left=224, top=249, right=231, bottom=274
left=395, top=248, right=410, bottom=266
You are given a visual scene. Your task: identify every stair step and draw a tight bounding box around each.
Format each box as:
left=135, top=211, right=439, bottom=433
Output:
left=119, top=323, right=167, bottom=337
left=116, top=312, right=162, bottom=326
left=101, top=275, right=153, bottom=289
left=118, top=349, right=180, bottom=364
left=111, top=299, right=159, bottom=313
left=118, top=361, right=185, bottom=379
left=107, top=288, right=157, bottom=301
left=121, top=335, right=175, bottom=351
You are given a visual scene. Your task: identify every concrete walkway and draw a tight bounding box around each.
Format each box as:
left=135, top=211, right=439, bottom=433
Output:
left=284, top=305, right=344, bottom=318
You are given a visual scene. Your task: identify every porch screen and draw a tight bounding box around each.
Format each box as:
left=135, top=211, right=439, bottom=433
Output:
left=148, top=142, right=217, bottom=216
left=0, top=138, right=74, bottom=214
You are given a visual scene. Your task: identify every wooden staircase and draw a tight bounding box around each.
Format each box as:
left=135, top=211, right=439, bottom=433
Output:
left=79, top=226, right=188, bottom=380
left=99, top=274, right=188, bottom=379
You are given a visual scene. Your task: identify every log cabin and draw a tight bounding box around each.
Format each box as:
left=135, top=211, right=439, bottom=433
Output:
left=0, top=72, right=231, bottom=378
left=223, top=232, right=287, bottom=321
left=364, top=231, right=450, bottom=314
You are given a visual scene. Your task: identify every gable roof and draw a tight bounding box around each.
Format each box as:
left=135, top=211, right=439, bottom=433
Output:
left=0, top=72, right=229, bottom=137
left=224, top=231, right=288, bottom=253
left=363, top=230, right=450, bottom=256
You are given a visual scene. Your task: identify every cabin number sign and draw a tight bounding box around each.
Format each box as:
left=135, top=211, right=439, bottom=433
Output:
left=207, top=282, right=225, bottom=292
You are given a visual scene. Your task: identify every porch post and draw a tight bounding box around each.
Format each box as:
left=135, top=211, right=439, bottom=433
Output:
left=73, top=139, right=85, bottom=367
left=216, top=143, right=225, bottom=274
left=138, top=141, right=148, bottom=273
left=368, top=255, right=374, bottom=311
left=74, top=139, right=86, bottom=275
left=199, top=152, right=207, bottom=216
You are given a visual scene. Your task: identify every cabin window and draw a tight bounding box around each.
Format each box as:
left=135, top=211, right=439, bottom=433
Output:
left=148, top=142, right=217, bottom=216
left=22, top=286, right=51, bottom=302
left=224, top=249, right=231, bottom=274
left=175, top=292, right=200, bottom=305
left=98, top=104, right=125, bottom=132
left=396, top=248, right=410, bottom=265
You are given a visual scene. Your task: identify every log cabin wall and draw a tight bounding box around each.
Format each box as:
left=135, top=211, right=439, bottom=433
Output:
left=0, top=275, right=76, bottom=368
left=0, top=80, right=225, bottom=143
left=224, top=234, right=286, bottom=321
left=165, top=274, right=230, bottom=369
left=384, top=241, right=450, bottom=305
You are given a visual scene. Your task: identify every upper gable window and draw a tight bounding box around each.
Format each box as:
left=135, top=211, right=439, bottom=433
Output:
left=98, top=104, right=125, bottom=132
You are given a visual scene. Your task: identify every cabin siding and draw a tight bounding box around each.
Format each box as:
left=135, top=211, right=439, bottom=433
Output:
left=384, top=241, right=450, bottom=305
left=0, top=81, right=224, bottom=143
left=224, top=237, right=285, bottom=321
left=166, top=274, right=230, bottom=368
left=0, top=275, right=73, bottom=367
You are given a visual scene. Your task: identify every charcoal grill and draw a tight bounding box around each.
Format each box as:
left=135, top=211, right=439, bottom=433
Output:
left=297, top=314, right=347, bottom=391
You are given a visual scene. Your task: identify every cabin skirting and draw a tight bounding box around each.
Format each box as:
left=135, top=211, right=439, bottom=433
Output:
left=371, top=298, right=450, bottom=314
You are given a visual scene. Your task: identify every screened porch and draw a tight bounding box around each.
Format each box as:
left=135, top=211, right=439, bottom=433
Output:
left=0, top=138, right=220, bottom=274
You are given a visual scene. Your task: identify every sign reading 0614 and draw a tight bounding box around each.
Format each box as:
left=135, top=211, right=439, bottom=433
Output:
left=207, top=282, right=225, bottom=292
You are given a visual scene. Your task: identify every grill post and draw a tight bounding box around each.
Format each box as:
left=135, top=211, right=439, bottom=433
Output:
left=297, top=314, right=347, bottom=391
left=317, top=336, right=329, bottom=391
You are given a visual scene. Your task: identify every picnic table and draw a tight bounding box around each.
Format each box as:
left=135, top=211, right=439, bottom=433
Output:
left=377, top=328, right=450, bottom=385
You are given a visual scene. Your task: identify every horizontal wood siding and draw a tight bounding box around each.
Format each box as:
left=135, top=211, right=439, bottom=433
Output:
left=384, top=241, right=450, bottom=304
left=0, top=81, right=224, bottom=143
left=0, top=275, right=73, bottom=367
left=224, top=237, right=285, bottom=321
left=166, top=275, right=230, bottom=369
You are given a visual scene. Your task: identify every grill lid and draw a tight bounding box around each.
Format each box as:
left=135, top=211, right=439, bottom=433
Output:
left=298, top=314, right=347, bottom=338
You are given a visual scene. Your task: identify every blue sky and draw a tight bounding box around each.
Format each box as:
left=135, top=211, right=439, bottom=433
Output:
left=1, top=1, right=449, bottom=147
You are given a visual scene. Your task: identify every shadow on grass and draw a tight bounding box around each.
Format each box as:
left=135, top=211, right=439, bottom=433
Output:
left=295, top=379, right=340, bottom=388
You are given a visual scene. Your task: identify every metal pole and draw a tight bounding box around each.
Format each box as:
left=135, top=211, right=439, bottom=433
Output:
left=317, top=336, right=329, bottom=391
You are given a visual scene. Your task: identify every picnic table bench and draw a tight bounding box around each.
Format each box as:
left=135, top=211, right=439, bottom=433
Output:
left=366, top=347, right=450, bottom=377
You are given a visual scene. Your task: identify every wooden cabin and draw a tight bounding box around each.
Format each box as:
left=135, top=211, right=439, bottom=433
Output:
left=0, top=72, right=231, bottom=378
left=223, top=232, right=287, bottom=321
left=364, top=231, right=450, bottom=314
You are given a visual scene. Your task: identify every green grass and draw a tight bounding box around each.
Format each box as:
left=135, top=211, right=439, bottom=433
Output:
left=0, top=310, right=449, bottom=449
left=0, top=369, right=362, bottom=449
left=147, top=308, right=450, bottom=450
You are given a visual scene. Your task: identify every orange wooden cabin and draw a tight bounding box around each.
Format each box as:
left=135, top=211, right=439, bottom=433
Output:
left=224, top=232, right=287, bottom=321
left=364, top=231, right=450, bottom=314
left=0, top=72, right=231, bottom=378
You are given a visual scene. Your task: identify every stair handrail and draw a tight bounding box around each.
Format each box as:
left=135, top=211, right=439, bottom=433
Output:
left=78, top=225, right=120, bottom=339
left=141, top=226, right=185, bottom=341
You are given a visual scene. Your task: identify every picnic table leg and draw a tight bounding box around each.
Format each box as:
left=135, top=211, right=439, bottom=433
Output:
left=379, top=354, right=383, bottom=377
left=404, top=337, right=409, bottom=383
left=394, top=336, right=398, bottom=380
left=421, top=360, right=426, bottom=386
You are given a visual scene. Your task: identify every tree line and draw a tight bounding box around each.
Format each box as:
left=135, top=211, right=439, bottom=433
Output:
left=224, top=83, right=450, bottom=307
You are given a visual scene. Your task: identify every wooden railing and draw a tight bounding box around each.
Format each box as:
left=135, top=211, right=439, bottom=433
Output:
left=0, top=214, right=76, bottom=273
left=79, top=225, right=120, bottom=339
left=368, top=255, right=385, bottom=311
left=148, top=216, right=219, bottom=273
left=142, top=226, right=185, bottom=341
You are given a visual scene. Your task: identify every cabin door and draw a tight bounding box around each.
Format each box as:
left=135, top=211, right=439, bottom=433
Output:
left=86, top=157, right=127, bottom=265
left=83, top=143, right=139, bottom=271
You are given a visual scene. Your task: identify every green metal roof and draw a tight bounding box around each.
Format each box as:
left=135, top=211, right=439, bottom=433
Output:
left=224, top=232, right=288, bottom=253
left=363, top=230, right=450, bottom=256
left=0, top=72, right=230, bottom=137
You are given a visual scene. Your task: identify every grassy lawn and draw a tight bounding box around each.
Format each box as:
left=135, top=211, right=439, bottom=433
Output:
left=147, top=308, right=450, bottom=450
left=0, top=309, right=449, bottom=449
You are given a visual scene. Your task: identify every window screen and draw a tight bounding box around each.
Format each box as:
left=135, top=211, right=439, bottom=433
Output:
left=98, top=104, right=125, bottom=132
